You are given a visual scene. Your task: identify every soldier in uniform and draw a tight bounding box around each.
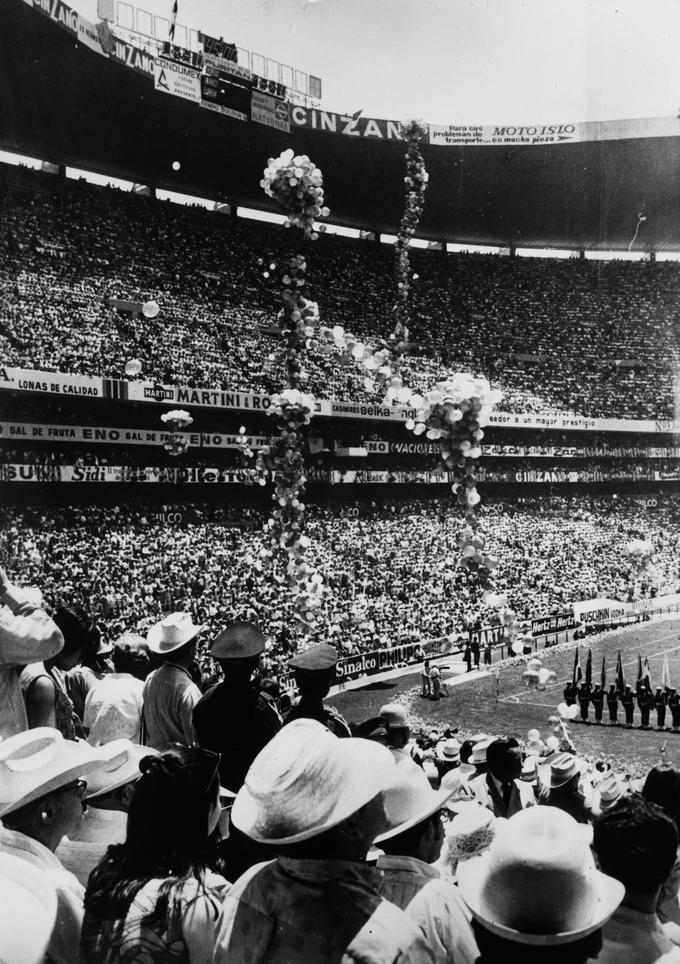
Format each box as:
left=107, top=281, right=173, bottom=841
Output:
left=590, top=684, right=604, bottom=724
left=606, top=684, right=619, bottom=725
left=637, top=686, right=652, bottom=729
left=655, top=686, right=669, bottom=730
left=563, top=680, right=577, bottom=706
left=284, top=642, right=352, bottom=737
left=621, top=685, right=635, bottom=727
left=192, top=621, right=282, bottom=793
left=577, top=681, right=591, bottom=723
left=669, top=689, right=680, bottom=730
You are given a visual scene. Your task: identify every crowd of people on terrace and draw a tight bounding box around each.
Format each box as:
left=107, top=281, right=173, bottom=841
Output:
left=1, top=496, right=678, bottom=673
left=2, top=583, right=680, bottom=962
left=2, top=168, right=680, bottom=418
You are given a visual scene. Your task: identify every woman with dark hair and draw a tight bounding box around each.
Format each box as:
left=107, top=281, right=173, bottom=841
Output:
left=21, top=606, right=97, bottom=739
left=642, top=763, right=680, bottom=924
left=81, top=746, right=229, bottom=962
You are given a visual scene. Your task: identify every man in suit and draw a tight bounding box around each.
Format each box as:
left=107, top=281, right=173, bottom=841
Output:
left=469, top=737, right=535, bottom=818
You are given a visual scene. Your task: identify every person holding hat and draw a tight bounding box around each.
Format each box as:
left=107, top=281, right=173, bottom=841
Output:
left=283, top=642, right=352, bottom=738
left=470, top=737, right=536, bottom=818
left=83, top=633, right=151, bottom=746
left=192, top=621, right=281, bottom=793
left=82, top=746, right=229, bottom=963
left=592, top=794, right=680, bottom=962
left=142, top=612, right=204, bottom=751
left=374, top=764, right=479, bottom=964
left=213, top=719, right=435, bottom=963
left=21, top=604, right=96, bottom=740
left=57, top=739, right=155, bottom=887
left=0, top=727, right=105, bottom=964
left=0, top=564, right=64, bottom=739
left=456, top=806, right=624, bottom=962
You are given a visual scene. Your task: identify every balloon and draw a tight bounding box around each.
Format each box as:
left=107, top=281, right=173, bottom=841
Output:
left=546, top=736, right=560, bottom=751
left=557, top=702, right=570, bottom=718
left=511, top=641, right=524, bottom=655
left=566, top=705, right=580, bottom=720
left=124, top=359, right=142, bottom=377
left=172, top=161, right=181, bottom=171
left=142, top=300, right=160, bottom=319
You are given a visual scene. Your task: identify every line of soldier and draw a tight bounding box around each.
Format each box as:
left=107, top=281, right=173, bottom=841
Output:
left=563, top=678, right=680, bottom=729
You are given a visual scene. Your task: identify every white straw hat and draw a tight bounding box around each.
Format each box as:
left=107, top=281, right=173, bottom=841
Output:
left=146, top=612, right=204, bottom=654
left=446, top=803, right=497, bottom=862
left=84, top=740, right=158, bottom=800
left=379, top=704, right=409, bottom=729
left=472, top=737, right=494, bottom=766
left=457, top=807, right=624, bottom=945
left=435, top=739, right=461, bottom=762
left=591, top=775, right=626, bottom=817
left=0, top=853, right=58, bottom=964
left=374, top=760, right=454, bottom=844
left=540, top=753, right=582, bottom=790
left=440, top=768, right=476, bottom=812
left=0, top=729, right=104, bottom=817
left=231, top=719, right=396, bottom=844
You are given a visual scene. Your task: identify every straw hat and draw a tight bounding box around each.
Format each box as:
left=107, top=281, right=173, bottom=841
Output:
left=0, top=853, right=57, bottom=964
left=435, top=739, right=461, bottom=763
left=540, top=753, right=582, bottom=790
left=521, top=757, right=539, bottom=785
left=374, top=761, right=454, bottom=844
left=231, top=719, right=396, bottom=844
left=0, top=729, right=104, bottom=817
left=446, top=803, right=497, bottom=862
left=457, top=807, right=624, bottom=945
left=472, top=737, right=494, bottom=766
left=211, top=621, right=265, bottom=660
left=146, top=612, right=203, bottom=654
left=379, top=704, right=409, bottom=729
left=591, top=775, right=625, bottom=817
left=84, top=740, right=157, bottom=800
left=440, top=768, right=477, bottom=812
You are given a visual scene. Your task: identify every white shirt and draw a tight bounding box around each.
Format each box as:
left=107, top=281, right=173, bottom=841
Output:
left=84, top=673, right=144, bottom=745
left=593, top=903, right=680, bottom=963
left=56, top=808, right=127, bottom=888
left=377, top=854, right=478, bottom=964
left=0, top=602, right=63, bottom=739
left=0, top=825, right=84, bottom=964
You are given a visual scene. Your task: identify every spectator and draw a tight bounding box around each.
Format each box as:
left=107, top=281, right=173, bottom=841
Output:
left=141, top=612, right=203, bottom=750
left=81, top=746, right=228, bottom=962
left=283, top=642, right=351, bottom=737
left=213, top=719, right=435, bottom=962
left=57, top=739, right=154, bottom=888
left=375, top=763, right=479, bottom=963
left=470, top=737, right=535, bottom=818
left=21, top=604, right=93, bottom=739
left=539, top=754, right=590, bottom=823
left=193, top=622, right=281, bottom=793
left=0, top=728, right=104, bottom=964
left=0, top=565, right=63, bottom=738
left=379, top=702, right=419, bottom=767
left=0, top=852, right=58, bottom=964
left=592, top=794, right=680, bottom=962
left=84, top=633, right=150, bottom=745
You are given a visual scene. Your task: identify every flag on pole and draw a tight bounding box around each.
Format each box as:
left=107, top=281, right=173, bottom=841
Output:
left=642, top=656, right=652, bottom=689
left=601, top=656, right=606, bottom=690
left=585, top=649, right=592, bottom=689
left=572, top=648, right=582, bottom=687
left=637, top=653, right=643, bottom=688
left=169, top=0, right=178, bottom=40
left=616, top=651, right=625, bottom=692
left=662, top=652, right=672, bottom=690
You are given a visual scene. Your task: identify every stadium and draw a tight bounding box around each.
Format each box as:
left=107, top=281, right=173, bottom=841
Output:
left=3, top=0, right=680, bottom=959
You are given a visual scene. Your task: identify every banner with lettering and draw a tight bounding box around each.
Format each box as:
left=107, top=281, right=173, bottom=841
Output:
left=154, top=57, right=202, bottom=103
left=0, top=422, right=268, bottom=450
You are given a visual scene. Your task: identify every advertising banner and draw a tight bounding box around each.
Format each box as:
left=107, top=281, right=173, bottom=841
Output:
left=572, top=598, right=631, bottom=626
left=204, top=51, right=251, bottom=81
left=154, top=57, right=202, bottom=103
left=0, top=367, right=104, bottom=398
left=112, top=38, right=154, bottom=75
left=531, top=613, right=577, bottom=636
left=0, top=422, right=269, bottom=450
left=76, top=13, right=104, bottom=54
left=290, top=107, right=403, bottom=140
left=251, top=90, right=291, bottom=132
left=33, top=0, right=78, bottom=33
left=335, top=640, right=430, bottom=682
left=488, top=412, right=662, bottom=433
left=429, top=122, right=579, bottom=147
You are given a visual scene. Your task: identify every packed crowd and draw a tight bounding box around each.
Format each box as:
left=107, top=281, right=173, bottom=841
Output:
left=1, top=496, right=679, bottom=668
left=2, top=589, right=680, bottom=963
left=2, top=167, right=680, bottom=418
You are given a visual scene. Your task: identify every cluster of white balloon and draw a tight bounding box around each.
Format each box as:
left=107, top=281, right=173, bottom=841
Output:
left=521, top=655, right=558, bottom=691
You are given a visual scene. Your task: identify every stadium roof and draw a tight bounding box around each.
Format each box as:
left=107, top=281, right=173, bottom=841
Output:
left=2, top=0, right=680, bottom=251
